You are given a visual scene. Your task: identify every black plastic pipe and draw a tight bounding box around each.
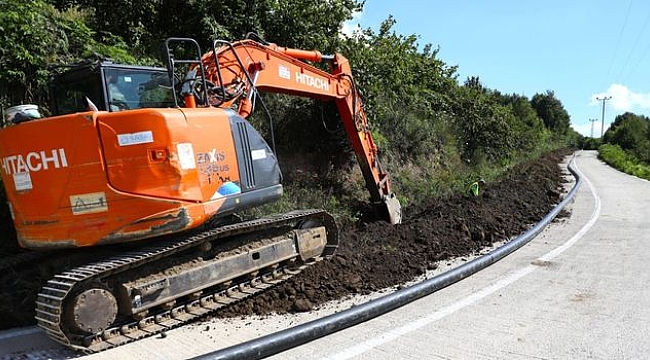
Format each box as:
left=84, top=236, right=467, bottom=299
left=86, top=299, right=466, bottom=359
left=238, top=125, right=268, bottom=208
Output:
left=192, top=157, right=582, bottom=360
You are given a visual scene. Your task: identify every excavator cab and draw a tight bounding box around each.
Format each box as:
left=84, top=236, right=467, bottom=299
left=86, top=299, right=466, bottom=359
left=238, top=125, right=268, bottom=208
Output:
left=49, top=62, right=175, bottom=115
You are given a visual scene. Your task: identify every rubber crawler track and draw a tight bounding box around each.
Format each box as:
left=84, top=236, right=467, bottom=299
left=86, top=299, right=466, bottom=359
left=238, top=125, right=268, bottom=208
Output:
left=34, top=209, right=337, bottom=353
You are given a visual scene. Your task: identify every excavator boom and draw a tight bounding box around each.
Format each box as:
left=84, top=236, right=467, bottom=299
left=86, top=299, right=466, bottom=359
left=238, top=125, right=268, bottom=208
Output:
left=193, top=38, right=401, bottom=224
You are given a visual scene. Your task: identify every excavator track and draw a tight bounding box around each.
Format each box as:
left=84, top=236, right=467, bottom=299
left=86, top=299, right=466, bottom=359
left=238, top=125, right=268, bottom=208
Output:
left=35, top=209, right=338, bottom=353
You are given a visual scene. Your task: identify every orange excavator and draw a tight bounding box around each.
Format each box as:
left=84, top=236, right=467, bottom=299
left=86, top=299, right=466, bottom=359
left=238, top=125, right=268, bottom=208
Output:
left=0, top=35, right=401, bottom=352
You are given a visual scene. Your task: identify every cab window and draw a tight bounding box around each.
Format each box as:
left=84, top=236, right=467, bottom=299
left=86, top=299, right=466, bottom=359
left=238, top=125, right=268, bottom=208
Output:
left=103, top=68, right=174, bottom=112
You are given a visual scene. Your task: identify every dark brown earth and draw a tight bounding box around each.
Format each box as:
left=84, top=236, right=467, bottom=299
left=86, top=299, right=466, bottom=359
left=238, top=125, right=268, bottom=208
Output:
left=0, top=149, right=571, bottom=329
left=218, top=148, right=571, bottom=316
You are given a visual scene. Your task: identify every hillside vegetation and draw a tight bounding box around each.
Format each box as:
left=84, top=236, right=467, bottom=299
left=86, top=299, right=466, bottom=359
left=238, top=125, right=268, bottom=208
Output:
left=0, top=0, right=582, bottom=225
left=595, top=112, right=650, bottom=181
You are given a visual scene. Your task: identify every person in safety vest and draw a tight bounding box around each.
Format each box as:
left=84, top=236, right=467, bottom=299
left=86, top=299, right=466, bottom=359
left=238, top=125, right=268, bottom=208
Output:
left=469, top=178, right=486, bottom=197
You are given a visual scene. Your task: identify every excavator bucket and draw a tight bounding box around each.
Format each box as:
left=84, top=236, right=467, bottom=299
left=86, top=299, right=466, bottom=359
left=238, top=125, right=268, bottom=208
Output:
left=382, top=194, right=402, bottom=225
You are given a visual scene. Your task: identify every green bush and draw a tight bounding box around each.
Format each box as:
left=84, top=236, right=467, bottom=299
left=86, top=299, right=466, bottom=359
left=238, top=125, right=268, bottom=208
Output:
left=603, top=112, right=650, bottom=164
left=598, top=144, right=650, bottom=181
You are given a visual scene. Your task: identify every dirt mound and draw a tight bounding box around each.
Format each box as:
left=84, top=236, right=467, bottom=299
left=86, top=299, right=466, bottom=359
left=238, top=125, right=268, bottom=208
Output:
left=0, top=149, right=571, bottom=329
left=218, top=149, right=571, bottom=316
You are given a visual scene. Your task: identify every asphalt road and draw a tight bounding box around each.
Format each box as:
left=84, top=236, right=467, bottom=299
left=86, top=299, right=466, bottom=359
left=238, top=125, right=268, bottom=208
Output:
left=1, top=150, right=648, bottom=359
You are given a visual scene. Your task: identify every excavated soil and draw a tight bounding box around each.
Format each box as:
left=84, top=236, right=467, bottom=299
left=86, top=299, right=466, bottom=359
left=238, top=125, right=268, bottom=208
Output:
left=219, top=148, right=572, bottom=316
left=0, top=149, right=571, bottom=329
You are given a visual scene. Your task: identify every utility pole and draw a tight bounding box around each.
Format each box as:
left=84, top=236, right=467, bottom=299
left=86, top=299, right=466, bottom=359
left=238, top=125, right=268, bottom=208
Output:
left=589, top=118, right=598, bottom=138
left=596, top=96, right=612, bottom=137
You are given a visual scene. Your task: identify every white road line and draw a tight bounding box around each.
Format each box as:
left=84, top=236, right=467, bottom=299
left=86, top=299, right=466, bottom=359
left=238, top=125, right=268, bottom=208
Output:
left=538, top=160, right=601, bottom=262
left=324, top=158, right=601, bottom=360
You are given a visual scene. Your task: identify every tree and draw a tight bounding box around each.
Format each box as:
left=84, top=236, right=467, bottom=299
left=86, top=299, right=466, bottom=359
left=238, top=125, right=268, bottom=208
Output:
left=499, top=93, right=549, bottom=151
left=464, top=76, right=485, bottom=92
left=530, top=90, right=571, bottom=135
left=51, top=0, right=363, bottom=58
left=0, top=0, right=137, bottom=110
left=259, top=0, right=362, bottom=51
left=603, top=112, right=650, bottom=163
left=338, top=16, right=458, bottom=161
left=450, top=86, right=517, bottom=163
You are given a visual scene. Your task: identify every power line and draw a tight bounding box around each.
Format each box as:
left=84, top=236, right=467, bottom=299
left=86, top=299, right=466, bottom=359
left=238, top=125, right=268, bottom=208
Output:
left=622, top=11, right=650, bottom=83
left=620, top=6, right=650, bottom=82
left=596, top=96, right=612, bottom=137
left=623, top=39, right=650, bottom=84
left=603, top=0, right=634, bottom=87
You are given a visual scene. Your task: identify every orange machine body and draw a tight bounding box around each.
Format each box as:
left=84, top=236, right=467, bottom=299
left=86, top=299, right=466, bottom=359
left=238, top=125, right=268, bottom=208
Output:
left=0, top=36, right=401, bottom=249
left=0, top=107, right=281, bottom=248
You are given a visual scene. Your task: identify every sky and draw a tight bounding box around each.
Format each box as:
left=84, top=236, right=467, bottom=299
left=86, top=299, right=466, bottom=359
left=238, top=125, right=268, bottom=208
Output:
left=343, top=0, right=650, bottom=137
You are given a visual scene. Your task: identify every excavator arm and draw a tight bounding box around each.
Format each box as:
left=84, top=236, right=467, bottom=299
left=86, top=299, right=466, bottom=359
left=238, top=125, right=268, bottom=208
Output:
left=194, top=39, right=401, bottom=224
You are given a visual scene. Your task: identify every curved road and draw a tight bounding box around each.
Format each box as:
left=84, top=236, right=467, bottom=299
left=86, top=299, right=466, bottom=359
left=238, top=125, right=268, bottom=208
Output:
left=1, top=150, right=648, bottom=359
left=271, top=150, right=650, bottom=360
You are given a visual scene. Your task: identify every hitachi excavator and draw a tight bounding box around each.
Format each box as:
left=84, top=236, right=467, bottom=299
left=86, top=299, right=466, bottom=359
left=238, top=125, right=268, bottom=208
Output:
left=0, top=35, right=401, bottom=352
